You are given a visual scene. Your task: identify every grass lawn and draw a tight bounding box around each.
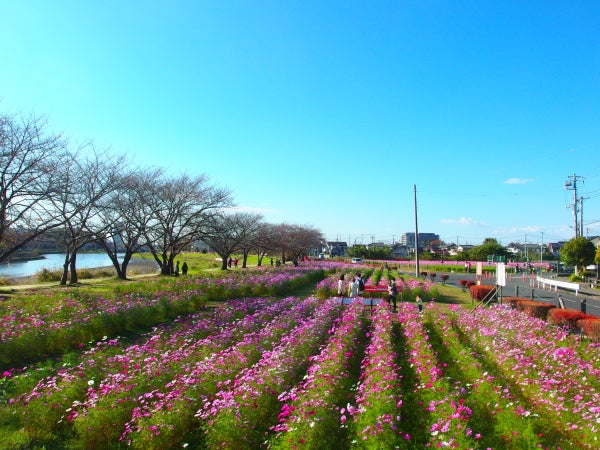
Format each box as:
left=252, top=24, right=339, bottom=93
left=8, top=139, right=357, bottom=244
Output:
left=135, top=251, right=267, bottom=273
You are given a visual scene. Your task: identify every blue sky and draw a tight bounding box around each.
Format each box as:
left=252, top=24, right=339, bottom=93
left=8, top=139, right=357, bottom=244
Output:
left=2, top=1, right=600, bottom=247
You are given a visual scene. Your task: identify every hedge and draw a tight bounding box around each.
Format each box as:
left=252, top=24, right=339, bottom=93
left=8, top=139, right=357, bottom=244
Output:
left=502, top=298, right=597, bottom=340
left=547, top=308, right=596, bottom=329
left=576, top=318, right=600, bottom=342
left=516, top=299, right=555, bottom=320
left=469, top=285, right=495, bottom=301
left=503, top=296, right=524, bottom=309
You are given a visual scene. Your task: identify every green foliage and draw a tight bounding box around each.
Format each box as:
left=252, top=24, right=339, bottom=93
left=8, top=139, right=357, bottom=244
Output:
left=466, top=239, right=511, bottom=262
left=348, top=245, right=392, bottom=260
left=569, top=273, right=583, bottom=282
left=560, top=237, right=596, bottom=272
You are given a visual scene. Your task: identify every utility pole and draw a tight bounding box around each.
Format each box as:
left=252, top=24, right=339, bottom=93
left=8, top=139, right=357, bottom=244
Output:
left=540, top=231, right=544, bottom=266
left=414, top=184, right=420, bottom=277
left=565, top=174, right=583, bottom=238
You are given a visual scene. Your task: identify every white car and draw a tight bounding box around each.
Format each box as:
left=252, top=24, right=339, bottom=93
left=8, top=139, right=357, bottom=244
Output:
left=351, top=257, right=362, bottom=263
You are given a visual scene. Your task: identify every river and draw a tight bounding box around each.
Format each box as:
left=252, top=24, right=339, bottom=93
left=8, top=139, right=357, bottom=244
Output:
left=0, top=253, right=131, bottom=278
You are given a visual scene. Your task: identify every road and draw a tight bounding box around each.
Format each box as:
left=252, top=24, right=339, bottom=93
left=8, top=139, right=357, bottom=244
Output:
left=400, top=269, right=600, bottom=318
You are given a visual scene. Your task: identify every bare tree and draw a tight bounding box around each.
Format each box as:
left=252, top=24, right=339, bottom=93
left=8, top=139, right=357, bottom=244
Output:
left=49, top=147, right=125, bottom=284
left=203, top=212, right=263, bottom=270
left=0, top=112, right=68, bottom=262
left=236, top=213, right=263, bottom=268
left=142, top=173, right=232, bottom=275
left=93, top=168, right=160, bottom=280
left=252, top=222, right=277, bottom=266
left=271, top=223, right=324, bottom=263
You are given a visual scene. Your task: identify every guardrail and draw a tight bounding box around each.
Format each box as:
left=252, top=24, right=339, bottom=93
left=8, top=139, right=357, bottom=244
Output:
left=536, top=276, right=580, bottom=296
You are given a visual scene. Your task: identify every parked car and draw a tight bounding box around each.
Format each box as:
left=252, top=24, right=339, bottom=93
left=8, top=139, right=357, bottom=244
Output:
left=548, top=262, right=574, bottom=274
left=351, top=257, right=362, bottom=263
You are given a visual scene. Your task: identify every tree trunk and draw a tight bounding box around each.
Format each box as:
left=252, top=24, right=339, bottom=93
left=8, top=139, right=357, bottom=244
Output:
left=60, top=259, right=69, bottom=285
left=106, top=251, right=125, bottom=280
left=60, top=252, right=72, bottom=285
left=69, top=253, right=78, bottom=284
left=219, top=253, right=229, bottom=270
left=120, top=258, right=130, bottom=279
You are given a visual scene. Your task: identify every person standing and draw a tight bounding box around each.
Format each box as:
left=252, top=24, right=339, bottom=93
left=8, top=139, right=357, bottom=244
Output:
left=337, top=274, right=346, bottom=297
left=348, top=277, right=358, bottom=298
left=356, top=272, right=365, bottom=295
left=387, top=278, right=398, bottom=310
left=416, top=294, right=423, bottom=313
left=181, top=261, right=188, bottom=275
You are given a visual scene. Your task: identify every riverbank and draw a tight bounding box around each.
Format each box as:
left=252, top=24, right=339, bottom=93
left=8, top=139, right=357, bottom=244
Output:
left=0, top=258, right=159, bottom=290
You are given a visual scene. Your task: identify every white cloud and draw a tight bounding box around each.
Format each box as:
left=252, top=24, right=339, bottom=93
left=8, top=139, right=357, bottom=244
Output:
left=440, top=217, right=487, bottom=226
left=504, top=178, right=534, bottom=185
left=496, top=225, right=542, bottom=234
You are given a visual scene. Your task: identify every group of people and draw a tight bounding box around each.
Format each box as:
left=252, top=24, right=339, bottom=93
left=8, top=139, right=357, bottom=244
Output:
left=337, top=273, right=365, bottom=298
left=337, top=273, right=423, bottom=312
left=227, top=257, right=239, bottom=268
left=173, top=261, right=188, bottom=276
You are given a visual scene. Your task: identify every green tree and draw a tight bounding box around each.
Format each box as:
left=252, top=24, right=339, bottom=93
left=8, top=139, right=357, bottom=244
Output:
left=560, top=237, right=596, bottom=274
left=467, top=238, right=510, bottom=262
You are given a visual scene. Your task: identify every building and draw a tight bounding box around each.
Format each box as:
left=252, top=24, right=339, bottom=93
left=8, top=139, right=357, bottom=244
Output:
left=390, top=244, right=411, bottom=259
left=325, top=241, right=348, bottom=257
left=548, top=241, right=567, bottom=257
left=401, top=232, right=440, bottom=248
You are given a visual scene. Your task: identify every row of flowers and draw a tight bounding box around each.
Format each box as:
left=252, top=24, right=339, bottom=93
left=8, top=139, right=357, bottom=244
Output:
left=2, top=276, right=600, bottom=448
left=445, top=303, right=600, bottom=447
left=268, top=298, right=369, bottom=448
left=0, top=264, right=333, bottom=369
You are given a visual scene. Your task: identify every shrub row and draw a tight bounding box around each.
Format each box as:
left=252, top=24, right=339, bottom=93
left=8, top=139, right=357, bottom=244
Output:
left=503, top=296, right=600, bottom=341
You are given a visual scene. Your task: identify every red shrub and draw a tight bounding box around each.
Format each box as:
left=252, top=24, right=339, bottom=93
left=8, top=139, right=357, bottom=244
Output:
left=502, top=296, right=526, bottom=309
left=469, top=285, right=495, bottom=301
left=576, top=318, right=600, bottom=342
left=516, top=300, right=555, bottom=320
left=547, top=308, right=595, bottom=329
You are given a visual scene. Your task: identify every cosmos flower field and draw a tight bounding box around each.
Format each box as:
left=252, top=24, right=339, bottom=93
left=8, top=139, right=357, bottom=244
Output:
left=1, top=264, right=599, bottom=449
